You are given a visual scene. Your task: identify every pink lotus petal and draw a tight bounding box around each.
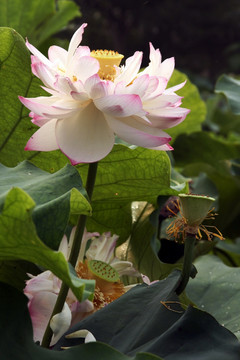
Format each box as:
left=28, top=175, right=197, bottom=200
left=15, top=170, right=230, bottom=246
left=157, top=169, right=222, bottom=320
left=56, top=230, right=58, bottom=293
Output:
left=26, top=39, right=52, bottom=68
left=55, top=103, right=115, bottom=164
left=141, top=43, right=162, bottom=77
left=32, top=62, right=56, bottom=89
left=74, top=46, right=91, bottom=57
left=94, top=94, right=144, bottom=118
left=144, top=94, right=183, bottom=110
left=115, top=51, right=143, bottom=85
left=70, top=300, right=94, bottom=326
left=84, top=74, right=109, bottom=99
left=24, top=271, right=56, bottom=295
left=149, top=143, right=173, bottom=151
left=25, top=118, right=58, bottom=151
left=147, top=107, right=190, bottom=129
left=19, top=96, right=57, bottom=116
left=48, top=45, right=68, bottom=66
left=158, top=57, right=175, bottom=80
left=67, top=23, right=87, bottom=65
left=165, top=80, right=187, bottom=94
left=28, top=291, right=58, bottom=344
left=106, top=115, right=171, bottom=148
left=69, top=56, right=99, bottom=84
left=125, top=74, right=150, bottom=97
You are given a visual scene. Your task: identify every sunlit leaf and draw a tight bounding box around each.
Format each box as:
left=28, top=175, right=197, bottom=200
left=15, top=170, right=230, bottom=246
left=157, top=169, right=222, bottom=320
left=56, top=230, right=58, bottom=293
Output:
left=0, top=161, right=91, bottom=248
left=0, top=187, right=94, bottom=300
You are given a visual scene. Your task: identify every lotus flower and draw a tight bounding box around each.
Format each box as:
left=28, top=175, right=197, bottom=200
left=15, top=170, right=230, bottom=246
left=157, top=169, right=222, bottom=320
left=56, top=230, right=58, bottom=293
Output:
left=19, top=23, right=189, bottom=164
left=24, top=229, right=139, bottom=345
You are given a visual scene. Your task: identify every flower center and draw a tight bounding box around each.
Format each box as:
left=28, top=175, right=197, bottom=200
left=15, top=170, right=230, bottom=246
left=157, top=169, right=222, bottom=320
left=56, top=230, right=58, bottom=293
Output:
left=76, top=260, right=125, bottom=310
left=91, top=49, right=124, bottom=81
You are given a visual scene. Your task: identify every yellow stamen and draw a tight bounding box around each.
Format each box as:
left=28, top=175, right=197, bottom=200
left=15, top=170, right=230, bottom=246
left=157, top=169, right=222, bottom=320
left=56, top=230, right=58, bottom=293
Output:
left=91, top=49, right=124, bottom=81
left=72, top=75, right=77, bottom=82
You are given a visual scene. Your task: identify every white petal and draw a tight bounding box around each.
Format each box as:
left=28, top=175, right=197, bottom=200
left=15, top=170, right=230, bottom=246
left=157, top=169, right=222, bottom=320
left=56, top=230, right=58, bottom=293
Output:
left=55, top=102, right=115, bottom=164
left=158, top=57, right=175, bottom=80
left=58, top=235, right=69, bottom=259
left=144, top=94, right=182, bottom=111
left=26, top=39, right=53, bottom=68
left=106, top=115, right=171, bottom=148
left=25, top=118, right=58, bottom=151
left=94, top=94, right=144, bottom=117
left=69, top=56, right=99, bottom=84
left=141, top=43, right=162, bottom=76
left=84, top=74, right=109, bottom=99
left=164, top=80, right=187, bottom=94
left=19, top=96, right=58, bottom=116
left=66, top=329, right=96, bottom=343
left=115, top=51, right=143, bottom=85
left=67, top=23, right=87, bottom=65
left=125, top=74, right=150, bottom=97
left=48, top=45, right=68, bottom=67
left=50, top=303, right=72, bottom=345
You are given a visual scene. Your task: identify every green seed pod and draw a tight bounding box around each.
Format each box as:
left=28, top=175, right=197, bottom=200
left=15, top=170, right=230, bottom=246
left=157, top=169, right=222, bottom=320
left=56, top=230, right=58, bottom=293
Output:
left=88, top=260, right=120, bottom=282
left=179, top=194, right=215, bottom=227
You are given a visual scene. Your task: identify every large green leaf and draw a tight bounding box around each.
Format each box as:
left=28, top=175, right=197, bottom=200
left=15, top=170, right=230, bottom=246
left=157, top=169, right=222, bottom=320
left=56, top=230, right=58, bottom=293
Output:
left=2, top=271, right=240, bottom=359
left=0, top=161, right=91, bottom=249
left=187, top=255, right=240, bottom=340
left=0, top=281, right=163, bottom=359
left=55, top=270, right=240, bottom=359
left=166, top=70, right=206, bottom=141
left=0, top=0, right=80, bottom=45
left=215, top=74, right=240, bottom=114
left=76, top=145, right=188, bottom=242
left=0, top=187, right=94, bottom=300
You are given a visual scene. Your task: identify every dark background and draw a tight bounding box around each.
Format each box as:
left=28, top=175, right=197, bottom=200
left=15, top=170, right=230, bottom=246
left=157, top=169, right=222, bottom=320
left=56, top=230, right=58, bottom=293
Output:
left=69, top=0, right=240, bottom=89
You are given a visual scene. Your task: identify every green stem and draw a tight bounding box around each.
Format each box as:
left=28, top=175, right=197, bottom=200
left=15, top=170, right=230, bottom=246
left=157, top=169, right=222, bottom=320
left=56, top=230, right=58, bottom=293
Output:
left=41, top=162, right=98, bottom=348
left=176, top=234, right=196, bottom=295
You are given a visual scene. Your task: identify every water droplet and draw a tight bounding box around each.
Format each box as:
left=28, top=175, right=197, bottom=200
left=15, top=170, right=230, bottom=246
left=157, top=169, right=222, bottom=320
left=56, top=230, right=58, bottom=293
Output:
left=201, top=305, right=205, bottom=308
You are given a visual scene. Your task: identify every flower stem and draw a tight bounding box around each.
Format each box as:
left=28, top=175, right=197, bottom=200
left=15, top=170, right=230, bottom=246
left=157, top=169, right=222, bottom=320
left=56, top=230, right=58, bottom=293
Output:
left=41, top=162, right=98, bottom=348
left=176, top=234, right=196, bottom=295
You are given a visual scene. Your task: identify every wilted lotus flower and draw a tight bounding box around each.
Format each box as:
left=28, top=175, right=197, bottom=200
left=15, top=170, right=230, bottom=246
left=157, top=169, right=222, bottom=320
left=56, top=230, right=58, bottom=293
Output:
left=19, top=23, right=189, bottom=164
left=24, top=229, right=139, bottom=345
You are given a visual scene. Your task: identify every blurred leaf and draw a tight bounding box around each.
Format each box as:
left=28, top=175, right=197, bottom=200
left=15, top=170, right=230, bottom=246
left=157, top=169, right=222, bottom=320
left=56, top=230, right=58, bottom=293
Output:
left=0, top=0, right=55, bottom=38
left=55, top=270, right=240, bottom=360
left=0, top=161, right=91, bottom=249
left=0, top=0, right=80, bottom=45
left=215, top=74, right=240, bottom=114
left=0, top=188, right=94, bottom=300
left=173, top=131, right=240, bottom=167
left=187, top=254, right=240, bottom=340
left=167, top=70, right=206, bottom=141
left=31, top=0, right=81, bottom=46
left=215, top=238, right=240, bottom=267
